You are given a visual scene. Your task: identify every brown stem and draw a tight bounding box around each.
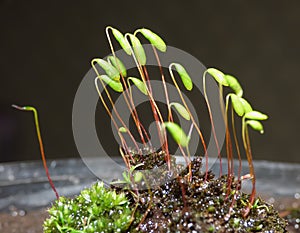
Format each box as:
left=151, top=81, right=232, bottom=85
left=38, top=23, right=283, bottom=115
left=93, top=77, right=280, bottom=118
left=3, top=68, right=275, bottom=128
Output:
left=169, top=66, right=207, bottom=179
left=152, top=46, right=191, bottom=171
left=177, top=176, right=188, bottom=211
left=124, top=33, right=168, bottom=162
left=142, top=65, right=171, bottom=169
left=203, top=74, right=222, bottom=178
left=231, top=107, right=242, bottom=188
left=245, top=126, right=256, bottom=205
left=241, top=122, right=256, bottom=217
left=106, top=27, right=149, bottom=148
left=94, top=77, right=137, bottom=160
left=225, top=122, right=233, bottom=198
left=12, top=105, right=59, bottom=199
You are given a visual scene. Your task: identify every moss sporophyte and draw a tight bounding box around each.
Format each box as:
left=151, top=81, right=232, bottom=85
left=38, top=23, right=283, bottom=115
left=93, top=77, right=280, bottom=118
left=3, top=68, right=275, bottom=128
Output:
left=13, top=27, right=287, bottom=232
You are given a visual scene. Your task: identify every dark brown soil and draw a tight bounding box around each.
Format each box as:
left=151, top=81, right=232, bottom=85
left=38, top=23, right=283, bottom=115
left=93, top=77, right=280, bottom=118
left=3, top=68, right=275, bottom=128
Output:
left=118, top=153, right=289, bottom=232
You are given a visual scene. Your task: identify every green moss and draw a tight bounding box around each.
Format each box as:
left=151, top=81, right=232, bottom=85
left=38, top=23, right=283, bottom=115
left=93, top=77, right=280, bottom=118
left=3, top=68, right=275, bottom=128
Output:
left=208, top=225, right=215, bottom=232
left=43, top=182, right=132, bottom=233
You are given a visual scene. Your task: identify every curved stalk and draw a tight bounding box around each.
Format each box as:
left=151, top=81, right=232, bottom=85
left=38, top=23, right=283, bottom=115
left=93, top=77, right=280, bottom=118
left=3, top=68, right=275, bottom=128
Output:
left=12, top=105, right=59, bottom=199
left=169, top=64, right=208, bottom=178
left=151, top=45, right=192, bottom=172
left=124, top=33, right=171, bottom=168
left=151, top=46, right=172, bottom=121
left=92, top=60, right=147, bottom=150
left=203, top=70, right=223, bottom=177
left=106, top=27, right=150, bottom=147
left=242, top=117, right=256, bottom=216
left=224, top=94, right=235, bottom=195
left=142, top=66, right=171, bottom=167
left=151, top=46, right=173, bottom=167
left=124, top=33, right=165, bottom=125
left=245, top=126, right=256, bottom=203
left=119, top=146, right=131, bottom=171
left=231, top=107, right=242, bottom=187
left=94, top=77, right=138, bottom=158
left=226, top=105, right=242, bottom=217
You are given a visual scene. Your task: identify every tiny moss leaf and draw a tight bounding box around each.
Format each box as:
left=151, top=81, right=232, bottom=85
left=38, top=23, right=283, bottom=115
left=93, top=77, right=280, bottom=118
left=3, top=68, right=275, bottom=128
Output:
left=163, top=122, right=189, bottom=147
left=128, top=77, right=148, bottom=95
left=207, top=68, right=228, bottom=86
left=100, top=75, right=123, bottom=93
left=134, top=171, right=143, bottom=183
left=138, top=28, right=167, bottom=52
left=170, top=102, right=190, bottom=120
left=173, top=63, right=193, bottom=91
left=107, top=55, right=127, bottom=77
left=118, top=127, right=127, bottom=133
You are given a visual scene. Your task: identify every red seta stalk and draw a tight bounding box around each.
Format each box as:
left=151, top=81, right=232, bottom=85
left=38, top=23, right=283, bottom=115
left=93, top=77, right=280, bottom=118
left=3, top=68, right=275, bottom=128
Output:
left=12, top=105, right=59, bottom=200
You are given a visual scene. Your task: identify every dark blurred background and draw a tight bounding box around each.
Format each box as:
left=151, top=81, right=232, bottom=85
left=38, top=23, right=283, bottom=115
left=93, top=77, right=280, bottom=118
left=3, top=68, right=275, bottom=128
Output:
left=0, top=0, right=299, bottom=163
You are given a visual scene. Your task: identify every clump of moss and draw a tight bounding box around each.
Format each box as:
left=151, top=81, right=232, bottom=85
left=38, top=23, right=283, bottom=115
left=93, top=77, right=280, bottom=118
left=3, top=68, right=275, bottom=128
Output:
left=120, top=152, right=288, bottom=232
left=43, top=182, right=133, bottom=233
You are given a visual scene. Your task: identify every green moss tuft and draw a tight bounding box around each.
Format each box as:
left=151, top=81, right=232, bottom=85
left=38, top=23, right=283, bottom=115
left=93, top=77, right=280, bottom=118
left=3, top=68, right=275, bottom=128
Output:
left=43, top=182, right=132, bottom=233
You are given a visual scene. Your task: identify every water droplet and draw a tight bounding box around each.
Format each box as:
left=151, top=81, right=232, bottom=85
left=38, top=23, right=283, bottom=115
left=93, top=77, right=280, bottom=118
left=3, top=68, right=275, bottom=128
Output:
left=292, top=202, right=299, bottom=209
left=69, top=176, right=80, bottom=184
left=33, top=171, right=39, bottom=177
left=11, top=211, right=18, bottom=217
left=51, top=160, right=57, bottom=168
left=187, top=223, right=193, bottom=228
left=279, top=204, right=285, bottom=210
left=294, top=192, right=300, bottom=199
left=8, top=173, right=15, bottom=181
left=267, top=197, right=275, bottom=204
left=18, top=210, right=26, bottom=216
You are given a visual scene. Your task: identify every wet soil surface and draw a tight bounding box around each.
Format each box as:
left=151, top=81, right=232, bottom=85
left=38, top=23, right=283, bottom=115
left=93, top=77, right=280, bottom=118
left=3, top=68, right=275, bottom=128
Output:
left=118, top=153, right=293, bottom=232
